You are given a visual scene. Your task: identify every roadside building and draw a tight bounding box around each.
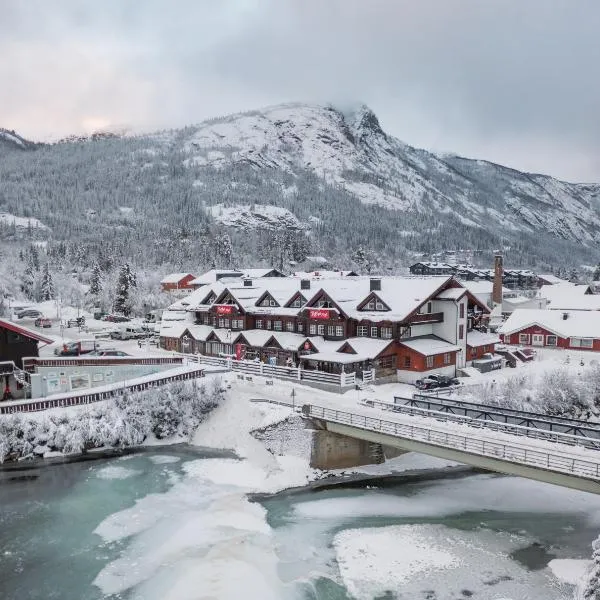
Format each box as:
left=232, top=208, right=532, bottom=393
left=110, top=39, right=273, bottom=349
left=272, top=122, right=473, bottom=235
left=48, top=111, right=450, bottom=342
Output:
left=160, top=273, right=197, bottom=295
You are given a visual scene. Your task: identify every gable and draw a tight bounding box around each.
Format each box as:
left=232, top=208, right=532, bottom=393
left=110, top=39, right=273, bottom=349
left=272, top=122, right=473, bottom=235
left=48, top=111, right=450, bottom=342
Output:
left=285, top=292, right=307, bottom=308
left=357, top=292, right=390, bottom=312
left=255, top=291, right=280, bottom=308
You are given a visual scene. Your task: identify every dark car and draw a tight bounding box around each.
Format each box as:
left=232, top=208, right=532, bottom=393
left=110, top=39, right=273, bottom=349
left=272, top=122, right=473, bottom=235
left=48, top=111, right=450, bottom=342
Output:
left=88, top=349, right=129, bottom=357
left=415, top=374, right=460, bottom=390
left=103, top=314, right=131, bottom=323
left=17, top=309, right=43, bottom=319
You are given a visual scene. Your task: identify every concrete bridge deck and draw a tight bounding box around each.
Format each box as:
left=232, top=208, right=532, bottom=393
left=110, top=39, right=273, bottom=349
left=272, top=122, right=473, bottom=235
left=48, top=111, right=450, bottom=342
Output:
left=303, top=401, right=600, bottom=494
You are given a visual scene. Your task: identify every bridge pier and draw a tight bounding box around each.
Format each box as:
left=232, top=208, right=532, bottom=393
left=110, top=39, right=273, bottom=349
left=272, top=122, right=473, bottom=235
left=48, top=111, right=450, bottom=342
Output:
left=308, top=418, right=407, bottom=470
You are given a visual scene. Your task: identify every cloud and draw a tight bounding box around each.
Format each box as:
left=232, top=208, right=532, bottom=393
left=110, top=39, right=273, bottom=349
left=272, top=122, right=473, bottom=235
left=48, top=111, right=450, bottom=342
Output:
left=1, top=0, right=598, bottom=181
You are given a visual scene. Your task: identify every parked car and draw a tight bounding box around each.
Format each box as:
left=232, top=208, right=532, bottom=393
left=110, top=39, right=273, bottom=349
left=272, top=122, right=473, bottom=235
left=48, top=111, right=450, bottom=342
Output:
left=34, top=317, right=52, bottom=328
left=88, top=349, right=130, bottom=357
left=53, top=340, right=98, bottom=356
left=103, top=314, right=131, bottom=323
left=17, top=309, right=43, bottom=319
left=110, top=326, right=147, bottom=340
left=66, top=317, right=86, bottom=328
left=415, top=374, right=460, bottom=391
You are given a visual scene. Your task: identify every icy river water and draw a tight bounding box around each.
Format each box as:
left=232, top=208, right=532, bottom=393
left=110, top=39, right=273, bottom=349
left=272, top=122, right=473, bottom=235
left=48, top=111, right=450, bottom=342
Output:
left=1, top=447, right=598, bottom=600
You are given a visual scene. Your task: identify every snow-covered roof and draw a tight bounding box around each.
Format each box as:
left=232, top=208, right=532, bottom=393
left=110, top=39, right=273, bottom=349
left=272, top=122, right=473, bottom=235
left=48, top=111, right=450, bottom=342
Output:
left=189, top=269, right=243, bottom=286
left=435, top=288, right=465, bottom=300
left=242, top=268, right=283, bottom=278
left=0, top=318, right=54, bottom=345
left=537, top=274, right=568, bottom=285
left=546, top=296, right=600, bottom=311
left=460, top=280, right=510, bottom=295
left=499, top=309, right=600, bottom=338
left=159, top=321, right=190, bottom=338
left=341, top=337, right=394, bottom=356
left=270, top=331, right=311, bottom=351
left=299, top=351, right=369, bottom=364
left=540, top=283, right=591, bottom=303
left=399, top=336, right=461, bottom=356
left=466, top=330, right=500, bottom=348
left=234, top=329, right=275, bottom=347
left=160, top=272, right=195, bottom=284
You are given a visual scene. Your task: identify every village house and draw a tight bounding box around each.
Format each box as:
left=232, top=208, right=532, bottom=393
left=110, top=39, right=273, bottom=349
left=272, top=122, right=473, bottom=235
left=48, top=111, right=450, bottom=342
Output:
left=159, top=274, right=493, bottom=383
left=159, top=273, right=197, bottom=295
left=499, top=309, right=600, bottom=351
left=0, top=318, right=53, bottom=400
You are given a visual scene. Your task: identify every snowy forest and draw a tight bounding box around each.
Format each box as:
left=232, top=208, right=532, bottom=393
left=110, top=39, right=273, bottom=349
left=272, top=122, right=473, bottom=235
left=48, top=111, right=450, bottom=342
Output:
left=1, top=103, right=600, bottom=312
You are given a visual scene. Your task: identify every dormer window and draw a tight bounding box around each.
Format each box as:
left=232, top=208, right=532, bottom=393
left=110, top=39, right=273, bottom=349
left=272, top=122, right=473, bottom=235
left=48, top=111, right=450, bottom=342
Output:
left=291, top=297, right=303, bottom=308
left=363, top=297, right=387, bottom=311
left=203, top=293, right=216, bottom=305
left=317, top=300, right=332, bottom=308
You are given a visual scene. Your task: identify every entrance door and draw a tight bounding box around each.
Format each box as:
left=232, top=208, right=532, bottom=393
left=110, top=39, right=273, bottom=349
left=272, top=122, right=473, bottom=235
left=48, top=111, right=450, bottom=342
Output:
left=532, top=334, right=544, bottom=346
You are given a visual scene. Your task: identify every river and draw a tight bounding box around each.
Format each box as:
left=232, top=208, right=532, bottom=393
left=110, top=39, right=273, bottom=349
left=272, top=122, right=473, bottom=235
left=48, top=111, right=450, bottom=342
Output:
left=0, top=447, right=597, bottom=600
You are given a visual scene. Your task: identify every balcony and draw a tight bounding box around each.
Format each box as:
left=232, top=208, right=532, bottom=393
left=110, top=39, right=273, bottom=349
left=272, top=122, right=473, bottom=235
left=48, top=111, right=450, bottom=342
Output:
left=409, top=312, right=444, bottom=325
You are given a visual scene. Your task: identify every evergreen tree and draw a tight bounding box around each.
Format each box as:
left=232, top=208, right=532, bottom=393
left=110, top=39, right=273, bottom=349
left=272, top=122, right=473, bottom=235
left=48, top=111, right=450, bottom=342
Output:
left=89, top=263, right=102, bottom=297
left=593, top=264, right=600, bottom=282
left=113, top=264, right=136, bottom=316
left=215, top=233, right=233, bottom=267
left=40, top=263, right=55, bottom=301
left=21, top=256, right=36, bottom=300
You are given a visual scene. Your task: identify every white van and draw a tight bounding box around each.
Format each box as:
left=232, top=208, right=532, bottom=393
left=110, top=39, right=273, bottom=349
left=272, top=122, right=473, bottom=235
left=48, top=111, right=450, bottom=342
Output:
left=111, top=326, right=147, bottom=341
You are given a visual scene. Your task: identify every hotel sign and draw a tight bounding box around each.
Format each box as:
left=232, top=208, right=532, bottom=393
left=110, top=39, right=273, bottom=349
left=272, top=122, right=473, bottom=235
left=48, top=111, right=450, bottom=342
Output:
left=216, top=305, right=234, bottom=315
left=309, top=309, right=330, bottom=320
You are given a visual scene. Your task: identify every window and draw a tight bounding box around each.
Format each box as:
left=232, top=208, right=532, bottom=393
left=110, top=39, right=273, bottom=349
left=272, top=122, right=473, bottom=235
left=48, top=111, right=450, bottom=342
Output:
left=286, top=321, right=295, bottom=332
left=519, top=333, right=529, bottom=344
left=357, top=325, right=368, bottom=337
left=427, top=302, right=432, bottom=314
left=403, top=356, right=411, bottom=368
left=399, top=326, right=411, bottom=340
left=366, top=299, right=375, bottom=310
left=443, top=353, right=451, bottom=365
left=327, top=325, right=335, bottom=336
left=291, top=297, right=302, bottom=308
left=270, top=299, right=278, bottom=307
left=273, top=321, right=282, bottom=331
left=335, top=326, right=343, bottom=337
left=309, top=324, right=317, bottom=335
left=218, top=318, right=225, bottom=328
left=317, top=324, right=325, bottom=336
left=370, top=326, right=378, bottom=338
left=459, top=303, right=464, bottom=319
left=231, top=319, right=243, bottom=329
left=375, top=300, right=385, bottom=311
left=256, top=320, right=263, bottom=329
left=223, top=319, right=230, bottom=328
left=266, top=320, right=272, bottom=330
left=297, top=323, right=304, bottom=333
left=380, top=327, right=392, bottom=339
left=571, top=337, right=594, bottom=348
left=377, top=356, right=394, bottom=369
left=546, top=335, right=557, bottom=346
left=426, top=356, right=434, bottom=368
left=458, top=325, right=464, bottom=340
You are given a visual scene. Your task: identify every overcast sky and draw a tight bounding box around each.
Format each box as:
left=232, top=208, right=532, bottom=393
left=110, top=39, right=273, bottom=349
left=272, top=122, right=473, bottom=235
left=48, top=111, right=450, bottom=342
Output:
left=1, top=0, right=599, bottom=181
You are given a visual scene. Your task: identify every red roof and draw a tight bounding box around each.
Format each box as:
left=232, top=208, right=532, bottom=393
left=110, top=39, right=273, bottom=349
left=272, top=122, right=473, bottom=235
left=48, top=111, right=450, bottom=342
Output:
left=0, top=318, right=54, bottom=345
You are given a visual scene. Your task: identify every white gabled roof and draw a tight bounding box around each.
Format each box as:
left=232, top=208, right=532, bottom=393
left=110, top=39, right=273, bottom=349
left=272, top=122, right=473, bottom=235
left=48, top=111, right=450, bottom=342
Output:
left=187, top=325, right=214, bottom=341
left=236, top=329, right=274, bottom=347
left=341, top=337, right=394, bottom=356
left=435, top=288, right=465, bottom=300
left=538, top=274, right=568, bottom=285
left=546, top=295, right=600, bottom=311
left=499, top=308, right=600, bottom=338
left=466, top=330, right=500, bottom=347
left=540, top=283, right=591, bottom=304
left=159, top=321, right=190, bottom=338
left=160, top=272, right=194, bottom=284
left=300, top=351, right=368, bottom=364
left=460, top=280, right=510, bottom=295
left=189, top=269, right=243, bottom=286
left=400, top=336, right=461, bottom=356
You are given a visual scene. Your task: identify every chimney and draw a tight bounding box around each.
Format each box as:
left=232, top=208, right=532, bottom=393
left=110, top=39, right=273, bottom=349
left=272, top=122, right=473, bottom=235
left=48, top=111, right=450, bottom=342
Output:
left=301, top=279, right=311, bottom=290
left=243, top=279, right=252, bottom=287
left=492, top=254, right=503, bottom=306
left=370, top=278, right=382, bottom=292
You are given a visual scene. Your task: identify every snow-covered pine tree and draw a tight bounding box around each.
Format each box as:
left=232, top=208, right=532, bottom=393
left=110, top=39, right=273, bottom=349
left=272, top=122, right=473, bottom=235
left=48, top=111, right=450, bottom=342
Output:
left=89, top=263, right=102, bottom=298
left=215, top=233, right=233, bottom=267
left=40, top=263, right=55, bottom=300
left=114, top=264, right=133, bottom=316
left=20, top=255, right=36, bottom=300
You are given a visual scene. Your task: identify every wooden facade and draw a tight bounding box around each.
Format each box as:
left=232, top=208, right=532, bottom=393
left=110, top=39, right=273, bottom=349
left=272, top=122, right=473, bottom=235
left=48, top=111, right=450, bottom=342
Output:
left=502, top=325, right=600, bottom=351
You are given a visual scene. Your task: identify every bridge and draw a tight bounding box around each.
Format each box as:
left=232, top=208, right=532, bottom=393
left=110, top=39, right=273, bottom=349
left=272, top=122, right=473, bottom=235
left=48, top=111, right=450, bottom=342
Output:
left=302, top=395, right=600, bottom=494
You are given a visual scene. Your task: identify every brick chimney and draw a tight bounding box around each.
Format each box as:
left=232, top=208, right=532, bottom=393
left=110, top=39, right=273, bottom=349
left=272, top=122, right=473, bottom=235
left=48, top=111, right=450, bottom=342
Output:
left=492, top=254, right=503, bottom=305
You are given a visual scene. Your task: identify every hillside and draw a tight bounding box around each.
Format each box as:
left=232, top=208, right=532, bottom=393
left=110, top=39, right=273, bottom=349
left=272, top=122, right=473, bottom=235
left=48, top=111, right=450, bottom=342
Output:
left=0, top=103, right=599, bottom=278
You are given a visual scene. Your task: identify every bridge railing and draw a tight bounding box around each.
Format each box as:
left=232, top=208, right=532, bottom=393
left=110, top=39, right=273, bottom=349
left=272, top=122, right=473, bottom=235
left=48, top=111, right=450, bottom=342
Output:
left=363, top=399, right=600, bottom=450
left=304, top=404, right=600, bottom=481
left=404, top=394, right=600, bottom=441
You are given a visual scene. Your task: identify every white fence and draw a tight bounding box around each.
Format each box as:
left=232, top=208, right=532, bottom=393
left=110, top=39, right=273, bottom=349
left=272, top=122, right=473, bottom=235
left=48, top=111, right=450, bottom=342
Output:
left=184, top=353, right=356, bottom=387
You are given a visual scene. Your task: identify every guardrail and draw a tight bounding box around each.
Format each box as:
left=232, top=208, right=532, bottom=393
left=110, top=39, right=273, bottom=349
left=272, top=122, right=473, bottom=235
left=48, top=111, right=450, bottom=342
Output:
left=0, top=367, right=205, bottom=414
left=365, top=399, right=600, bottom=450
left=304, top=404, right=600, bottom=480
left=406, top=394, right=600, bottom=441
left=22, top=356, right=184, bottom=372
left=185, top=353, right=356, bottom=387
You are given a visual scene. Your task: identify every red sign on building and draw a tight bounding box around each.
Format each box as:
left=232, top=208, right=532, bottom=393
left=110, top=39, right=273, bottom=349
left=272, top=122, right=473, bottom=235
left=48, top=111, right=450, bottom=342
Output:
left=235, top=343, right=245, bottom=361
left=216, top=305, right=234, bottom=315
left=309, top=309, right=330, bottom=320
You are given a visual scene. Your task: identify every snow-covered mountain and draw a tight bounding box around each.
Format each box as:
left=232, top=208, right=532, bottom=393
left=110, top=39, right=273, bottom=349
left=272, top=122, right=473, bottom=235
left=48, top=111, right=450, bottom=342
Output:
left=165, top=103, right=600, bottom=244
left=0, top=128, right=36, bottom=151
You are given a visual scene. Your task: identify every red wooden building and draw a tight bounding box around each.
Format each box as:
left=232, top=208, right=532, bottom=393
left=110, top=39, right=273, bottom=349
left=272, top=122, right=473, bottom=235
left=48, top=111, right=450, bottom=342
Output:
left=160, top=273, right=197, bottom=294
